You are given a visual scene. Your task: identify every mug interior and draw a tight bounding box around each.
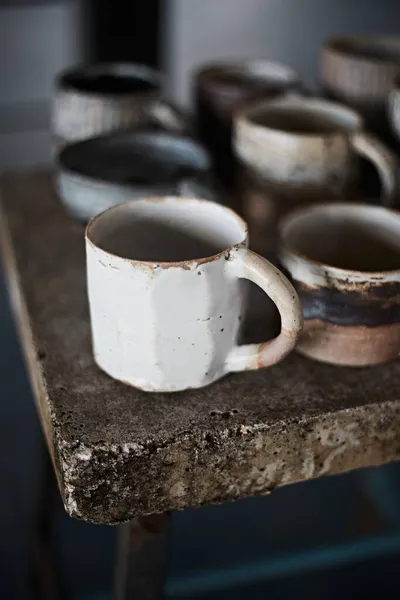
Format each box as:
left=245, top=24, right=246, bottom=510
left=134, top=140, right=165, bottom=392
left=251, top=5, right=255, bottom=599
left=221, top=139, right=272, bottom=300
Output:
left=59, top=132, right=211, bottom=185
left=247, top=98, right=361, bottom=135
left=281, top=204, right=400, bottom=273
left=87, top=197, right=246, bottom=263
left=59, top=63, right=160, bottom=95
left=328, top=36, right=400, bottom=63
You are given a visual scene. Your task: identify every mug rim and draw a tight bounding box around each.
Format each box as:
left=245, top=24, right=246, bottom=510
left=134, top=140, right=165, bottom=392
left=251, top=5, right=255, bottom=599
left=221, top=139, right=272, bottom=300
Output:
left=56, top=61, right=162, bottom=98
left=57, top=130, right=211, bottom=188
left=195, top=58, right=300, bottom=86
left=236, top=96, right=363, bottom=139
left=279, top=202, right=400, bottom=279
left=85, top=196, right=248, bottom=268
left=323, top=35, right=400, bottom=66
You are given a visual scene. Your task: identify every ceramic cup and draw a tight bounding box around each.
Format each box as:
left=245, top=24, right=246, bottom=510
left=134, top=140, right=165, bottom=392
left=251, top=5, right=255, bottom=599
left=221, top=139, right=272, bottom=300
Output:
left=85, top=197, right=303, bottom=392
left=57, top=130, right=214, bottom=222
left=234, top=96, right=398, bottom=252
left=194, top=59, right=302, bottom=189
left=388, top=73, right=400, bottom=143
left=321, top=36, right=400, bottom=134
left=279, top=203, right=400, bottom=367
left=53, top=62, right=186, bottom=152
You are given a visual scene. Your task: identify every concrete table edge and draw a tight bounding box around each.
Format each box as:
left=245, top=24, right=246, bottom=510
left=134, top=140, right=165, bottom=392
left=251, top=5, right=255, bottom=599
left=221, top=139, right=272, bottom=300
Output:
left=0, top=171, right=400, bottom=525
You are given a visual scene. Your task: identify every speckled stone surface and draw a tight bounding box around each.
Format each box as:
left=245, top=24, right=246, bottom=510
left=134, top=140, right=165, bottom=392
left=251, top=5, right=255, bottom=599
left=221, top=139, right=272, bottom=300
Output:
left=0, top=171, right=399, bottom=525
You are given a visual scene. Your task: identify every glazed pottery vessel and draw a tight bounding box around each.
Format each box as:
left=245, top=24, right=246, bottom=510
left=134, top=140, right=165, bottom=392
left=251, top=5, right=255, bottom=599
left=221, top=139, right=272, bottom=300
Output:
left=279, top=203, right=400, bottom=366
left=322, top=36, right=400, bottom=132
left=194, top=59, right=302, bottom=188
left=85, top=197, right=303, bottom=392
left=57, top=130, right=214, bottom=222
left=235, top=96, right=398, bottom=251
left=53, top=62, right=186, bottom=152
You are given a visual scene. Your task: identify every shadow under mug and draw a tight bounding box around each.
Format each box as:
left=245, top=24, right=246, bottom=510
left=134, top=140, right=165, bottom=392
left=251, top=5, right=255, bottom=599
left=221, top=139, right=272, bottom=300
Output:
left=278, top=202, right=400, bottom=367
left=85, top=197, right=303, bottom=392
left=52, top=62, right=186, bottom=153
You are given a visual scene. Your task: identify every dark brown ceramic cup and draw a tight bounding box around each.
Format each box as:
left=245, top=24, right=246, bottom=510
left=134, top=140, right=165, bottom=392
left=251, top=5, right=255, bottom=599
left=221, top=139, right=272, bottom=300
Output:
left=279, top=203, right=400, bottom=366
left=194, top=59, right=302, bottom=189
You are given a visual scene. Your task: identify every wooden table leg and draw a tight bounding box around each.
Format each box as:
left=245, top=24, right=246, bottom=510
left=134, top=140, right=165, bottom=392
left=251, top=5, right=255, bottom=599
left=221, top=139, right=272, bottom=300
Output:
left=115, top=513, right=170, bottom=600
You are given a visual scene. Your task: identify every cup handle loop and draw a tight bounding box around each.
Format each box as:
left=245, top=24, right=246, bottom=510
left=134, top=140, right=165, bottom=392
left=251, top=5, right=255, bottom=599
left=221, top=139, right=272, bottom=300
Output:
left=351, top=131, right=398, bottom=206
left=225, top=248, right=303, bottom=372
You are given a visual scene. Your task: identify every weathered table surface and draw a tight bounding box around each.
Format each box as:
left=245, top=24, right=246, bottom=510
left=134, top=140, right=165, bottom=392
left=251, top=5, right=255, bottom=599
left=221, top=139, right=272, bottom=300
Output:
left=1, top=171, right=399, bottom=525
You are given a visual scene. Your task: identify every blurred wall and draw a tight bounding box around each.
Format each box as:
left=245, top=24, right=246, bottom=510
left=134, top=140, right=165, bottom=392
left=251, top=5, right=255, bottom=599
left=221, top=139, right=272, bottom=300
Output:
left=163, top=0, right=400, bottom=108
left=0, top=1, right=85, bottom=167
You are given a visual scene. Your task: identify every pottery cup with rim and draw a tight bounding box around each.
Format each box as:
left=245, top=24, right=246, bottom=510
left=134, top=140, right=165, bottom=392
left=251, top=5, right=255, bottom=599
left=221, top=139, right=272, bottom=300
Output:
left=52, top=62, right=187, bottom=153
left=321, top=35, right=400, bottom=132
left=234, top=96, right=398, bottom=253
left=85, top=196, right=303, bottom=392
left=278, top=202, right=400, bottom=367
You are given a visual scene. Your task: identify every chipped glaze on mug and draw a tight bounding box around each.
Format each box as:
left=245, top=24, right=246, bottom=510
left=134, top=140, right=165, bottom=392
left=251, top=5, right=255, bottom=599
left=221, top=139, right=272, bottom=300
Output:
left=85, top=197, right=302, bottom=392
left=279, top=203, right=400, bottom=367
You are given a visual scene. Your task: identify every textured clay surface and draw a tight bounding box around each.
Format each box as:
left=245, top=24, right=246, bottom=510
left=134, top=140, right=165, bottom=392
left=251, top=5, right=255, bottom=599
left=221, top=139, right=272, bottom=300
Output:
left=0, top=172, right=399, bottom=524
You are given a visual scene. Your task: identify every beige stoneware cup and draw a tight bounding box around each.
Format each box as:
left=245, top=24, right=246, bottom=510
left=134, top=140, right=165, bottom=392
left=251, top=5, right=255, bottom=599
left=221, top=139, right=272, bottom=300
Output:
left=85, top=196, right=303, bottom=392
left=279, top=203, right=400, bottom=367
left=234, top=96, right=398, bottom=250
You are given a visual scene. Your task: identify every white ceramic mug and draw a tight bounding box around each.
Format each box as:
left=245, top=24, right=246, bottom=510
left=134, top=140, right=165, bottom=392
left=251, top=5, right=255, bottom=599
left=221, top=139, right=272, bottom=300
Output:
left=85, top=197, right=303, bottom=392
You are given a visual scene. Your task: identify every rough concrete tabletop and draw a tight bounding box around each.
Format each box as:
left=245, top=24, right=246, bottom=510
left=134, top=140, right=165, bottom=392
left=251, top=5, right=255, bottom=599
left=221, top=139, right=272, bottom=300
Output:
left=0, top=171, right=399, bottom=525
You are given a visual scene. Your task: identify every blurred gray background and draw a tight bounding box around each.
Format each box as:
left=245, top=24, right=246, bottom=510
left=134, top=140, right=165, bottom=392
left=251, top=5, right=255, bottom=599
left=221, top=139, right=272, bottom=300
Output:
left=1, top=0, right=400, bottom=166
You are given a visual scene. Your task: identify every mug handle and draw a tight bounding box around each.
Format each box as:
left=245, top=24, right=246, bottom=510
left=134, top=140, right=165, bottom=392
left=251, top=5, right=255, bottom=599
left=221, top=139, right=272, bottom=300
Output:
left=351, top=132, right=398, bottom=206
left=148, top=100, right=188, bottom=133
left=225, top=248, right=303, bottom=372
